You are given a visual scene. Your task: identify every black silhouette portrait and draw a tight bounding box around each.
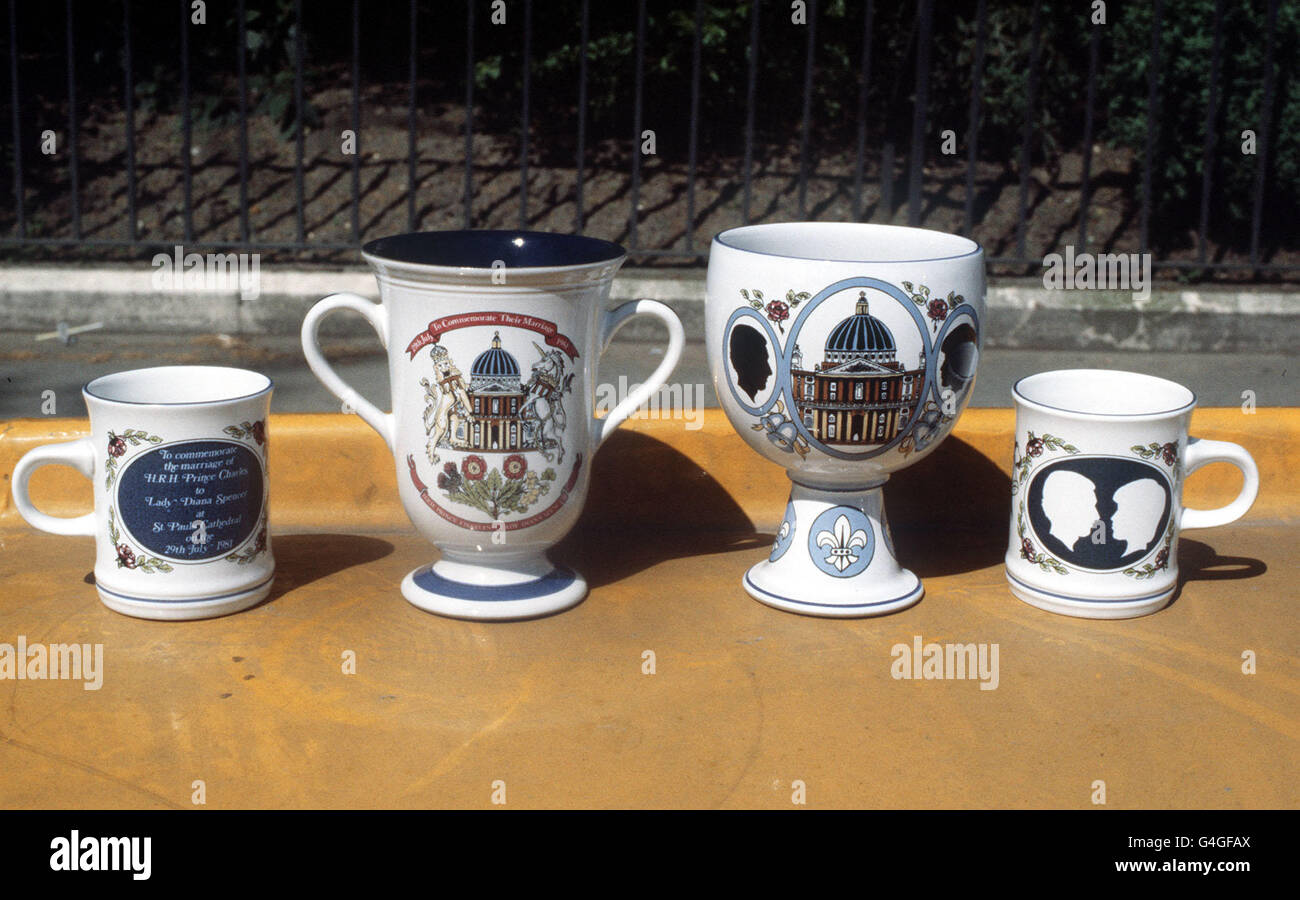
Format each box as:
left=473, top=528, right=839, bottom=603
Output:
left=939, top=323, right=979, bottom=394
left=729, top=324, right=772, bottom=402
left=1027, top=457, right=1172, bottom=570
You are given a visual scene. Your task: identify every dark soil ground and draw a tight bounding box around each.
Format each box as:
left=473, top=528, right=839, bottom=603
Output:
left=1, top=80, right=1294, bottom=282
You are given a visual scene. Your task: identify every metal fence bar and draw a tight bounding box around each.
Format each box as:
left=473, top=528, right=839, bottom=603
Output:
left=685, top=0, right=701, bottom=252
left=1198, top=0, right=1225, bottom=266
left=237, top=0, right=249, bottom=243
left=65, top=0, right=79, bottom=239
left=406, top=0, right=417, bottom=231
left=519, top=0, right=532, bottom=229
left=463, top=0, right=475, bottom=229
left=797, top=0, right=817, bottom=219
left=179, top=0, right=191, bottom=243
left=1140, top=0, right=1161, bottom=255
left=629, top=0, right=646, bottom=248
left=123, top=0, right=136, bottom=243
left=574, top=0, right=588, bottom=233
left=293, top=0, right=305, bottom=244
left=851, top=0, right=874, bottom=221
left=962, top=0, right=986, bottom=237
left=907, top=0, right=932, bottom=227
left=350, top=0, right=361, bottom=241
left=741, top=0, right=760, bottom=224
left=1249, top=0, right=1278, bottom=271
left=1014, top=1, right=1042, bottom=258
left=6, top=0, right=20, bottom=238
left=1077, top=14, right=1099, bottom=252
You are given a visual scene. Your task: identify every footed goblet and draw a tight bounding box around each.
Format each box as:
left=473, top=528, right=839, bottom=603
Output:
left=706, top=223, right=985, bottom=616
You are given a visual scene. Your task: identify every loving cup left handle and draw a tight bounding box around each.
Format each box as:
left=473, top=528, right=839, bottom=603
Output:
left=592, top=298, right=685, bottom=449
left=301, top=292, right=397, bottom=451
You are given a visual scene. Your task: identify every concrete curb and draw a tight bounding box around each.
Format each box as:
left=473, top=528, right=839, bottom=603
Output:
left=1, top=264, right=1297, bottom=352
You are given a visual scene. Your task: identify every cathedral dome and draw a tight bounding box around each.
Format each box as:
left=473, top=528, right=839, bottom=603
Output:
left=824, top=292, right=896, bottom=360
left=470, top=332, right=520, bottom=379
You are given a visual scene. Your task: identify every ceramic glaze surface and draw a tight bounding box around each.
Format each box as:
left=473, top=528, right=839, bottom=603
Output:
left=706, top=222, right=986, bottom=617
left=303, top=230, right=684, bottom=620
left=707, top=223, right=986, bottom=487
left=11, top=366, right=274, bottom=620
left=1005, top=369, right=1260, bottom=619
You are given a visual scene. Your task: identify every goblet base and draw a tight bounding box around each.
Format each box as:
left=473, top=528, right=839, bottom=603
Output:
left=400, top=554, right=587, bottom=621
left=743, top=479, right=923, bottom=618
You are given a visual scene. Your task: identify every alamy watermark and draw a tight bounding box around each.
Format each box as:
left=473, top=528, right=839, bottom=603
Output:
left=151, top=244, right=261, bottom=299
left=1042, top=245, right=1151, bottom=301
left=594, top=376, right=707, bottom=431
left=0, top=636, right=103, bottom=690
left=891, top=635, right=999, bottom=690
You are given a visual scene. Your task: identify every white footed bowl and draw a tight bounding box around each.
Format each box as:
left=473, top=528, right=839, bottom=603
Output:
left=706, top=222, right=986, bottom=616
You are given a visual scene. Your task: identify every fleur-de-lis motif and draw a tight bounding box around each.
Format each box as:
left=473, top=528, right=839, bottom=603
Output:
left=815, top=514, right=870, bottom=573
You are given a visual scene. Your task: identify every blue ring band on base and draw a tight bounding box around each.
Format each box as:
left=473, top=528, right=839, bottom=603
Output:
left=411, top=566, right=578, bottom=602
left=1005, top=570, right=1173, bottom=605
left=95, top=574, right=275, bottom=604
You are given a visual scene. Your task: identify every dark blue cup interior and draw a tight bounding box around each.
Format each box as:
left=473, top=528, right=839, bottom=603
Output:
left=363, top=230, right=626, bottom=269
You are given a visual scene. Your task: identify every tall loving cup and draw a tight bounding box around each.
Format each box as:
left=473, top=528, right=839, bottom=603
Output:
left=1006, top=369, right=1259, bottom=619
left=301, top=230, right=684, bottom=621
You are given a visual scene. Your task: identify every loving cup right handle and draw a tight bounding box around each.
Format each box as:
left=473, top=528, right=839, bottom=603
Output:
left=301, top=292, right=397, bottom=450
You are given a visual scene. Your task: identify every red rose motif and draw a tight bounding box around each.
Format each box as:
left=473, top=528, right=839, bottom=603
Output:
left=461, top=455, right=487, bottom=481
left=765, top=300, right=790, bottom=323
left=1026, top=438, right=1045, bottom=457
left=1161, top=442, right=1177, bottom=466
left=108, top=435, right=127, bottom=458
left=251, top=420, right=266, bottom=446
left=1020, top=539, right=1036, bottom=563
left=503, top=454, right=527, bottom=480
left=116, top=544, right=137, bottom=569
left=255, top=528, right=267, bottom=553
left=1154, top=548, right=1169, bottom=570
left=927, top=298, right=949, bottom=321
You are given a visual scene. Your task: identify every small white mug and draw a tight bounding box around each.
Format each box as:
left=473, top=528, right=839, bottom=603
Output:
left=11, top=366, right=274, bottom=620
left=1005, top=369, right=1259, bottom=619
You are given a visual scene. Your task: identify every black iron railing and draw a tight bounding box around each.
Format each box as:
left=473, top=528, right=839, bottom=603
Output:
left=0, top=0, right=1293, bottom=275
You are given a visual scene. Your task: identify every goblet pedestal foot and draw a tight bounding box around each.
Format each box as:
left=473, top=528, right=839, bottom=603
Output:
left=743, top=480, right=922, bottom=618
left=401, top=553, right=587, bottom=621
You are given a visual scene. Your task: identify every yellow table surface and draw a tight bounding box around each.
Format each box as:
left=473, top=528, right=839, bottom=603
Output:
left=0, top=409, right=1295, bottom=809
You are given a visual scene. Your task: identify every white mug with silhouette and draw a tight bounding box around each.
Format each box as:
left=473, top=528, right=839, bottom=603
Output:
left=1006, top=369, right=1259, bottom=619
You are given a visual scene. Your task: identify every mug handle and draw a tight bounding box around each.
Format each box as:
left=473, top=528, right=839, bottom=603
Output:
left=1180, top=437, right=1259, bottom=530
left=11, top=438, right=97, bottom=536
left=301, top=292, right=397, bottom=451
left=592, top=298, right=685, bottom=448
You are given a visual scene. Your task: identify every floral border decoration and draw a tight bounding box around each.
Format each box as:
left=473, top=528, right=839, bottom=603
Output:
left=107, top=506, right=174, bottom=573
left=1121, top=441, right=1177, bottom=579
left=740, top=288, right=811, bottom=335
left=436, top=453, right=557, bottom=521
left=225, top=513, right=269, bottom=565
left=223, top=420, right=267, bottom=446
left=902, top=281, right=965, bottom=335
left=104, top=428, right=163, bottom=489
left=1012, top=430, right=1081, bottom=575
